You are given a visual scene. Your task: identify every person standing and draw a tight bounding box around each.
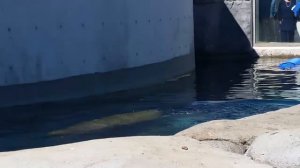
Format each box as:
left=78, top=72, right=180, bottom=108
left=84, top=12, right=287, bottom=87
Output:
left=277, top=0, right=297, bottom=42
left=270, top=0, right=281, bottom=18
left=259, top=0, right=273, bottom=41
left=269, top=0, right=283, bottom=41
left=292, top=0, right=300, bottom=39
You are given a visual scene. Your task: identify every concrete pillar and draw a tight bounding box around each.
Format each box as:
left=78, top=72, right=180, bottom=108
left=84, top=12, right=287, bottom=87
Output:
left=194, top=0, right=256, bottom=59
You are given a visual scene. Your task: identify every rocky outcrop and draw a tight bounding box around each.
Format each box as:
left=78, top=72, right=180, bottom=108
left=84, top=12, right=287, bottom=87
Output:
left=246, top=129, right=300, bottom=168
left=176, top=104, right=300, bottom=149
left=0, top=136, right=270, bottom=168
left=176, top=104, right=300, bottom=167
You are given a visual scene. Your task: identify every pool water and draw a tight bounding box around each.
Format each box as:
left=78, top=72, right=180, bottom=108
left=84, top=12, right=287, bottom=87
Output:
left=0, top=57, right=299, bottom=151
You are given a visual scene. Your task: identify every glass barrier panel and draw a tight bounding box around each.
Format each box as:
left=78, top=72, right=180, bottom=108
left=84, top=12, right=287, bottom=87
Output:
left=255, top=0, right=300, bottom=43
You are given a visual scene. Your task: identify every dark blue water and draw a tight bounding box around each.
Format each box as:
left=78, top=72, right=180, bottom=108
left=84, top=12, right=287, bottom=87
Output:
left=0, top=58, right=299, bottom=151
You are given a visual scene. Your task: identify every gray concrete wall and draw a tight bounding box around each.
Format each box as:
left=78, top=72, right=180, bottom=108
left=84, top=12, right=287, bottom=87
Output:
left=194, top=0, right=255, bottom=59
left=0, top=54, right=194, bottom=107
left=0, top=0, right=194, bottom=86
left=225, top=0, right=252, bottom=41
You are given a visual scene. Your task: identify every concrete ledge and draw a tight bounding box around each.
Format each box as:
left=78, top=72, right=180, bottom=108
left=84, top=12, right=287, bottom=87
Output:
left=0, top=136, right=270, bottom=168
left=254, top=46, right=300, bottom=57
left=177, top=105, right=300, bottom=146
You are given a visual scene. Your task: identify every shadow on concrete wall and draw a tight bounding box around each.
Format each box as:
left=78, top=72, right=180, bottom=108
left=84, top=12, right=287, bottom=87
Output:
left=194, top=1, right=258, bottom=60
left=195, top=58, right=256, bottom=100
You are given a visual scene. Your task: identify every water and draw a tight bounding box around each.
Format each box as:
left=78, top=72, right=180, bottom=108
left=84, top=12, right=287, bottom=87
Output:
left=0, top=57, right=299, bottom=151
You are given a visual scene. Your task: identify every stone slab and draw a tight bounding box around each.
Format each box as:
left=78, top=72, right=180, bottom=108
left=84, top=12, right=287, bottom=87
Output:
left=246, top=129, right=300, bottom=168
left=177, top=105, right=300, bottom=146
left=0, top=136, right=270, bottom=168
left=254, top=46, right=300, bottom=57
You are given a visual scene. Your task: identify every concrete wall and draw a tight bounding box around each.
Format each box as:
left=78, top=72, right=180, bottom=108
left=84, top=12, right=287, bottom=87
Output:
left=0, top=0, right=194, bottom=86
left=225, top=0, right=252, bottom=41
left=194, top=0, right=255, bottom=59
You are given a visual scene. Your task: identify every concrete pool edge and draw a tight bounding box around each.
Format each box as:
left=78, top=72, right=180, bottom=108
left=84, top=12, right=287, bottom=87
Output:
left=1, top=104, right=299, bottom=168
left=0, top=53, right=194, bottom=108
left=254, top=46, right=300, bottom=57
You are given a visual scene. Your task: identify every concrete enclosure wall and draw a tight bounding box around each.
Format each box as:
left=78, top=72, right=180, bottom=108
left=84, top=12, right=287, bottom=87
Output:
left=224, top=0, right=252, bottom=41
left=194, top=0, right=254, bottom=58
left=0, top=0, right=194, bottom=86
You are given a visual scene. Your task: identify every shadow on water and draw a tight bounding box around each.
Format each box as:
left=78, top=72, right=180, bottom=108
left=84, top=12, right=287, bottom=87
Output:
left=195, top=58, right=256, bottom=100
left=0, top=57, right=299, bottom=152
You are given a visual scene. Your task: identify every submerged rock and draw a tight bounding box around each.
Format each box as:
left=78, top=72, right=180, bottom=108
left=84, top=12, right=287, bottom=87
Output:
left=49, top=109, right=161, bottom=136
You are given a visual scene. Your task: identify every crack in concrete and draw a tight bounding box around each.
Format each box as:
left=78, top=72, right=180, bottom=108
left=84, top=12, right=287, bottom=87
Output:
left=191, top=137, right=259, bottom=154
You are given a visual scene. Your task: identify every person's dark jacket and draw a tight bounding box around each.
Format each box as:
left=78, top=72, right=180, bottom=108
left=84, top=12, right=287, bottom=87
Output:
left=270, top=0, right=281, bottom=18
left=278, top=0, right=297, bottom=31
left=271, top=0, right=300, bottom=17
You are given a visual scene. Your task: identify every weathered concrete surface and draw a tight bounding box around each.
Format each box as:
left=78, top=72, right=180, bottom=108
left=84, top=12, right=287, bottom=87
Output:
left=177, top=105, right=300, bottom=148
left=0, top=0, right=195, bottom=107
left=194, top=0, right=254, bottom=58
left=224, top=0, right=252, bottom=41
left=246, top=129, right=300, bottom=168
left=0, top=136, right=270, bottom=168
left=0, top=0, right=194, bottom=86
left=198, top=140, right=246, bottom=154
left=254, top=46, right=300, bottom=57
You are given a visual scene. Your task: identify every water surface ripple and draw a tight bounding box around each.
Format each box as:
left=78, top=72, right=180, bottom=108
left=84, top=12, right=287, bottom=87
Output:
left=0, top=58, right=299, bottom=151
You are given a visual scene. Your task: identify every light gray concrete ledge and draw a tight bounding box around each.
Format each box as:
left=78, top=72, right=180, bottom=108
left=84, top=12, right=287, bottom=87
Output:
left=254, top=46, right=300, bottom=57
left=0, top=136, right=270, bottom=168
left=177, top=104, right=300, bottom=167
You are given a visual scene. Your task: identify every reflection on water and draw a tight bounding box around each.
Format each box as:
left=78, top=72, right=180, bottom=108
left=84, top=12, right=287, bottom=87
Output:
left=229, top=58, right=300, bottom=100
left=0, top=57, right=299, bottom=151
left=196, top=58, right=300, bottom=100
left=195, top=59, right=254, bottom=100
left=252, top=59, right=300, bottom=99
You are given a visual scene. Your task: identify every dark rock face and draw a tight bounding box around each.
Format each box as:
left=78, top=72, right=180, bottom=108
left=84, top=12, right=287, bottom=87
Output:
left=194, top=0, right=256, bottom=59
